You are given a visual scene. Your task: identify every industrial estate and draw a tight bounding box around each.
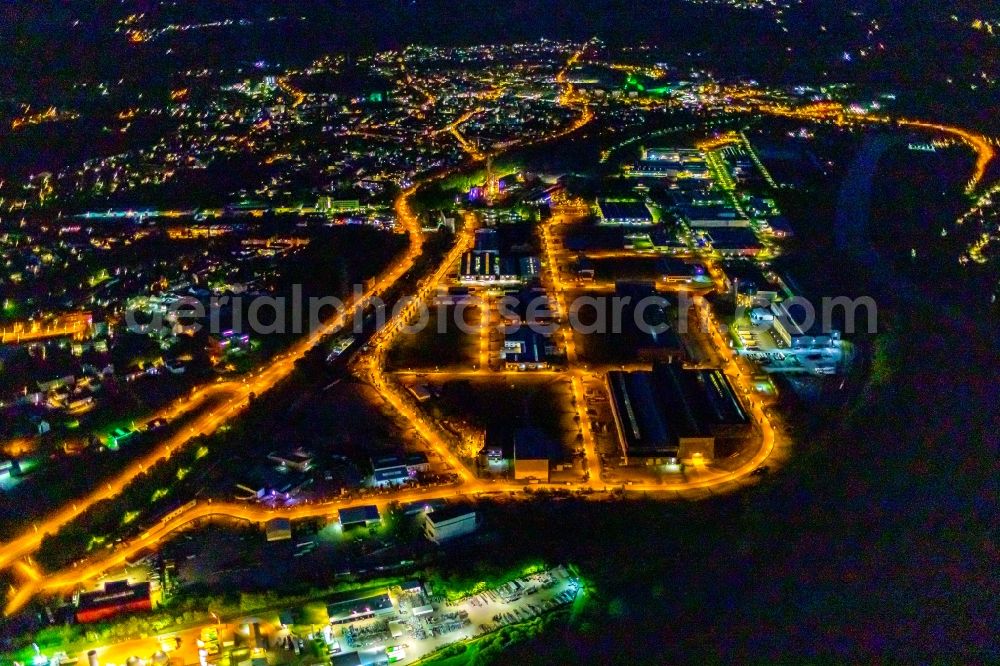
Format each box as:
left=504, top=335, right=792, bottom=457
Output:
left=1, top=1, right=998, bottom=664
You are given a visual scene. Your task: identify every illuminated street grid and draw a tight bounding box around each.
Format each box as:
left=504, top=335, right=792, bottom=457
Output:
left=1, top=35, right=997, bottom=657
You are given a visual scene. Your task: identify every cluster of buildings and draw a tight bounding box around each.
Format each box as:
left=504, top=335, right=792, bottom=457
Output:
left=236, top=447, right=440, bottom=508
left=0, top=219, right=331, bottom=443
left=322, top=501, right=478, bottom=546
left=718, top=261, right=844, bottom=372
left=2, top=37, right=603, bottom=225
left=597, top=139, right=796, bottom=257
left=370, top=452, right=430, bottom=487
left=626, top=147, right=710, bottom=179
left=455, top=228, right=559, bottom=371
left=499, top=287, right=559, bottom=371
left=459, top=229, right=540, bottom=286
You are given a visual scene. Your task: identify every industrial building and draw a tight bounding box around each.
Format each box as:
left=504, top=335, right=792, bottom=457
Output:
left=473, top=228, right=501, bottom=254
left=703, top=227, right=763, bottom=257
left=339, top=505, right=381, bottom=528
left=770, top=300, right=842, bottom=350
left=459, top=251, right=519, bottom=284
left=459, top=252, right=539, bottom=285
left=656, top=257, right=711, bottom=285
left=607, top=362, right=751, bottom=464
left=612, top=282, right=687, bottom=363
left=481, top=426, right=560, bottom=481
left=596, top=199, right=654, bottom=226
left=459, top=227, right=539, bottom=285
left=720, top=261, right=785, bottom=305
left=267, top=448, right=315, bottom=473
left=644, top=147, right=705, bottom=162
left=512, top=427, right=559, bottom=481
left=76, top=581, right=152, bottom=624
left=500, top=288, right=557, bottom=326
left=327, top=590, right=396, bottom=624
left=763, top=215, right=795, bottom=237
left=266, top=518, right=292, bottom=542
left=683, top=204, right=750, bottom=228
left=627, top=160, right=710, bottom=179
left=235, top=464, right=312, bottom=501
left=627, top=148, right=709, bottom=179
left=370, top=453, right=430, bottom=487
left=502, top=327, right=555, bottom=370
left=423, top=505, right=479, bottom=543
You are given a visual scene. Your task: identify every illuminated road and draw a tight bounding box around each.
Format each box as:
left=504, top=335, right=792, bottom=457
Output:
left=757, top=101, right=996, bottom=194
left=0, top=42, right=708, bottom=615
left=539, top=200, right=599, bottom=482
left=897, top=119, right=996, bottom=193
left=433, top=108, right=486, bottom=161
left=0, top=187, right=434, bottom=583
left=1, top=178, right=440, bottom=614
left=7, top=488, right=467, bottom=613
left=2, top=44, right=601, bottom=612
left=553, top=43, right=595, bottom=137
left=275, top=76, right=306, bottom=108
left=353, top=212, right=479, bottom=479
left=0, top=44, right=797, bottom=616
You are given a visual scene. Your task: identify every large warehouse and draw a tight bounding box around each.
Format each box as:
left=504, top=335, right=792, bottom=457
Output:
left=596, top=199, right=654, bottom=225
left=606, top=361, right=751, bottom=464
left=327, top=589, right=396, bottom=624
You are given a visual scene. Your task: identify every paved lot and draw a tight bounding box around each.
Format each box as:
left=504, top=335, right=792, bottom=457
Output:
left=330, top=566, right=579, bottom=665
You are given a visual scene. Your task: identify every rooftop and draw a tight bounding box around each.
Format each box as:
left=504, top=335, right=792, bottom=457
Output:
left=339, top=504, right=380, bottom=526
left=513, top=426, right=561, bottom=460
left=721, top=261, right=783, bottom=294
left=326, top=591, right=393, bottom=623
left=597, top=200, right=653, bottom=223
left=373, top=467, right=410, bottom=483
left=426, top=504, right=477, bottom=525
left=503, top=327, right=551, bottom=364
left=607, top=362, right=749, bottom=458
left=706, top=227, right=762, bottom=250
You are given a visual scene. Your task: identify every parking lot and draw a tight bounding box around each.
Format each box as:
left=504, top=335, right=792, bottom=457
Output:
left=286, top=566, right=580, bottom=665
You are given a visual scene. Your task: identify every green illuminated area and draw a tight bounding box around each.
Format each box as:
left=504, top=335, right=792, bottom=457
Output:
left=10, top=563, right=590, bottom=666
left=624, top=73, right=672, bottom=96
